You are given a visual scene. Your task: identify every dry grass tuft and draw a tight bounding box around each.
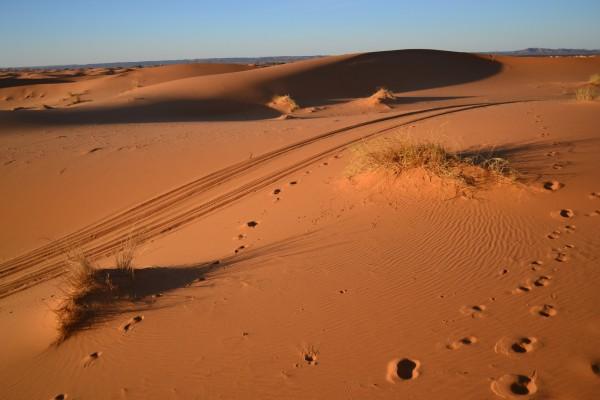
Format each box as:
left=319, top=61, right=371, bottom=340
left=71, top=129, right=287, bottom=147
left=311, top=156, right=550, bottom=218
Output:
left=115, top=236, right=138, bottom=278
left=55, top=239, right=139, bottom=341
left=55, top=251, right=108, bottom=341
left=268, top=94, right=299, bottom=114
left=575, top=86, right=597, bottom=101
left=369, top=87, right=397, bottom=103
left=589, top=73, right=600, bottom=86
left=345, top=135, right=517, bottom=189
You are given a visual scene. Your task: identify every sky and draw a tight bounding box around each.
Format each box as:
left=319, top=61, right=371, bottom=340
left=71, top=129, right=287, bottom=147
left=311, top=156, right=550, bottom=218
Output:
left=1, top=0, right=599, bottom=67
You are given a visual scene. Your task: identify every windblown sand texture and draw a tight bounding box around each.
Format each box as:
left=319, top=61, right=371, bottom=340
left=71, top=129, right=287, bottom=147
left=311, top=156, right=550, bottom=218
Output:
left=1, top=50, right=600, bottom=399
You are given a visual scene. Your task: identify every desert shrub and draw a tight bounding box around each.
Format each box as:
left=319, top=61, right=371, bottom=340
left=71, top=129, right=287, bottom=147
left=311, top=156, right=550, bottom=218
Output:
left=268, top=94, right=299, bottom=113
left=575, top=86, right=597, bottom=101
left=346, top=135, right=516, bottom=187
left=369, top=87, right=397, bottom=103
left=115, top=236, right=137, bottom=278
left=55, top=240, right=138, bottom=341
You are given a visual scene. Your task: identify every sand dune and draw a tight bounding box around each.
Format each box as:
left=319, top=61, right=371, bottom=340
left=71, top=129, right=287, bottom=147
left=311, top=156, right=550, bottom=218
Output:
left=1, top=50, right=599, bottom=399
left=0, top=63, right=255, bottom=112
left=3, top=50, right=599, bottom=126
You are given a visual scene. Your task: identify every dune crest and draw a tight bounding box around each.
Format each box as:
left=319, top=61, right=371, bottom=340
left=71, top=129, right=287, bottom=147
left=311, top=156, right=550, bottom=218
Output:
left=1, top=49, right=600, bottom=399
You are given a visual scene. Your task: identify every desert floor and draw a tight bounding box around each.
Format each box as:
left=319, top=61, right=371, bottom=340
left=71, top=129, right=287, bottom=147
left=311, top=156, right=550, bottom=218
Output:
left=1, top=50, right=599, bottom=399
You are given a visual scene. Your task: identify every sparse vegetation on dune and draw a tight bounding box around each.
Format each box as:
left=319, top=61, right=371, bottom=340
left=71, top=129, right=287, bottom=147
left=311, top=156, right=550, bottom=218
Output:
left=268, top=94, right=299, bottom=114
left=589, top=73, right=600, bottom=86
left=575, top=86, right=597, bottom=101
left=55, top=239, right=139, bottom=341
left=369, top=87, right=397, bottom=103
left=346, top=135, right=517, bottom=188
left=115, top=236, right=137, bottom=278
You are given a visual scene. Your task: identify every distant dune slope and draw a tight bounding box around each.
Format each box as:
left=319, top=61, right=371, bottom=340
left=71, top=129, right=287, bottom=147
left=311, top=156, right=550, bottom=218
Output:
left=1, top=49, right=599, bottom=125
left=0, top=63, right=255, bottom=110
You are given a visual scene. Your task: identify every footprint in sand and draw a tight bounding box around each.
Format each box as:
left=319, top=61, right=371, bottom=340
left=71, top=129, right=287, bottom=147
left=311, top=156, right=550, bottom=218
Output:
left=235, top=244, right=246, bottom=254
left=491, top=372, right=538, bottom=398
left=585, top=209, right=600, bottom=217
left=289, top=180, right=298, bottom=186
left=511, top=337, right=538, bottom=354
left=246, top=220, right=259, bottom=228
left=446, top=336, right=478, bottom=350
left=589, top=192, right=600, bottom=199
left=559, top=209, right=575, bottom=218
left=533, top=276, right=551, bottom=287
left=461, top=305, right=487, bottom=318
left=565, top=224, right=576, bottom=233
left=529, top=260, right=544, bottom=271
left=386, top=358, right=421, bottom=382
left=547, top=229, right=561, bottom=240
left=513, top=283, right=532, bottom=294
left=514, top=275, right=550, bottom=292
left=543, top=180, right=563, bottom=191
left=531, top=304, right=557, bottom=318
left=52, top=394, right=67, bottom=400
left=555, top=252, right=568, bottom=263
left=495, top=336, right=539, bottom=356
left=592, top=362, right=600, bottom=376
left=83, top=351, right=102, bottom=367
left=273, top=188, right=281, bottom=195
left=302, top=347, right=319, bottom=366
left=123, top=315, right=144, bottom=332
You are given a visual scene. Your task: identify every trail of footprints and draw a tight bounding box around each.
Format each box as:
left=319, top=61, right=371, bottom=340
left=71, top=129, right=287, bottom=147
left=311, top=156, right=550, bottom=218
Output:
left=387, top=176, right=600, bottom=396
left=58, top=152, right=597, bottom=398
left=233, top=156, right=342, bottom=254
left=233, top=176, right=303, bottom=254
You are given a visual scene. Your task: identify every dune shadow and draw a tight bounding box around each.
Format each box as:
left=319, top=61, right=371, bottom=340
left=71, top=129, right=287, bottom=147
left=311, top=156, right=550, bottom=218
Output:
left=2, top=50, right=502, bottom=125
left=1, top=99, right=281, bottom=126
left=264, top=50, right=502, bottom=102
left=0, top=77, right=74, bottom=89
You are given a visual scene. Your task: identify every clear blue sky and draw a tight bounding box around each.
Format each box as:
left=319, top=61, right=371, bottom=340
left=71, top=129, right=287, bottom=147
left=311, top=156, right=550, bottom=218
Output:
left=1, top=0, right=599, bottom=67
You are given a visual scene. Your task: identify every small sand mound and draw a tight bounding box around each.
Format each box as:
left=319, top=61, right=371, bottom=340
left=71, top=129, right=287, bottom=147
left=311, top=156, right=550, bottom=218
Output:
left=268, top=94, right=299, bottom=114
left=366, top=87, right=397, bottom=106
left=345, top=135, right=517, bottom=191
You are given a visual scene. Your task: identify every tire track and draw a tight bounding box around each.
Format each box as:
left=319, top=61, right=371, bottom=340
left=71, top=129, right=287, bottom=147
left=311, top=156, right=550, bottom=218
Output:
left=0, top=100, right=530, bottom=298
left=2, top=102, right=480, bottom=279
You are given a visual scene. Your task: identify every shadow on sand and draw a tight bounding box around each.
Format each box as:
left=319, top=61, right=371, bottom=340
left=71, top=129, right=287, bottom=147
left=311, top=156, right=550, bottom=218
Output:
left=461, top=138, right=594, bottom=182
left=55, top=232, right=318, bottom=342
left=2, top=50, right=502, bottom=125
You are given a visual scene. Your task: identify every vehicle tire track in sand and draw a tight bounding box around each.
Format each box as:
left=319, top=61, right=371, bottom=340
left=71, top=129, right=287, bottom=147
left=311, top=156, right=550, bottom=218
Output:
left=0, top=100, right=534, bottom=298
left=3, top=103, right=483, bottom=279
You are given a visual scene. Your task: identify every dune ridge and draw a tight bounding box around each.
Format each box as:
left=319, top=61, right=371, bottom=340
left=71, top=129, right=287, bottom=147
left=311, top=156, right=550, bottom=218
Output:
left=1, top=49, right=599, bottom=399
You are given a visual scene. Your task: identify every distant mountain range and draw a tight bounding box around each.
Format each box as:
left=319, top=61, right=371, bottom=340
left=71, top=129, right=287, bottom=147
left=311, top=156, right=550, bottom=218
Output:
left=6, top=56, right=324, bottom=70
left=487, top=48, right=600, bottom=56
left=5, top=48, right=600, bottom=70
